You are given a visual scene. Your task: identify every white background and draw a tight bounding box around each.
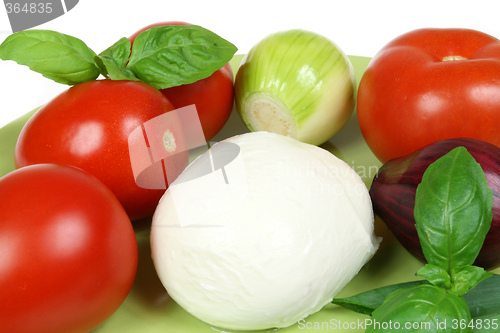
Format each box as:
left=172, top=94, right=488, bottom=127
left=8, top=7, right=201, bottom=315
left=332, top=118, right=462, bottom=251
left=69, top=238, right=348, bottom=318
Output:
left=1, top=0, right=500, bottom=128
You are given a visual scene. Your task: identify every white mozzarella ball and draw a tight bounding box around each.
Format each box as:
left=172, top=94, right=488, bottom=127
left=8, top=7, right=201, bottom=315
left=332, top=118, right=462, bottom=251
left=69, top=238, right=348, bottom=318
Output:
left=151, top=131, right=380, bottom=331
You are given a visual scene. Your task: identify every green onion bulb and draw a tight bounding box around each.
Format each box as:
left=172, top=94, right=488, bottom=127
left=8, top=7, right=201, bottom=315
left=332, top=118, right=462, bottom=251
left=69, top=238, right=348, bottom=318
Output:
left=235, top=29, right=356, bottom=146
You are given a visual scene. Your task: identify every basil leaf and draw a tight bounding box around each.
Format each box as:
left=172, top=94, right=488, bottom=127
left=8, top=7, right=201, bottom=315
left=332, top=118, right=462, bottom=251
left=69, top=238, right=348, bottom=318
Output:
left=450, top=265, right=493, bottom=296
left=414, top=147, right=493, bottom=272
left=97, top=37, right=139, bottom=81
left=0, top=30, right=100, bottom=85
left=99, top=37, right=131, bottom=68
left=127, top=25, right=237, bottom=89
left=366, top=284, right=472, bottom=333
left=464, top=274, right=499, bottom=318
left=417, top=263, right=451, bottom=288
left=331, top=274, right=499, bottom=318
left=331, top=280, right=428, bottom=315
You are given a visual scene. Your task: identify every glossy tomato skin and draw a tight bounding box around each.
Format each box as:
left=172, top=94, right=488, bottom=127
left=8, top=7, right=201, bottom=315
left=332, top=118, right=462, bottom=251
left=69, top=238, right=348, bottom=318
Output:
left=0, top=164, right=137, bottom=333
left=357, top=28, right=500, bottom=163
left=160, top=62, right=234, bottom=141
left=15, top=80, right=187, bottom=221
left=130, top=21, right=235, bottom=141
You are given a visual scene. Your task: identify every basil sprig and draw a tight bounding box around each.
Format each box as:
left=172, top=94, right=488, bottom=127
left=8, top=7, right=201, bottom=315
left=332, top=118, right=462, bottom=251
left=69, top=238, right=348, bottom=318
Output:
left=0, top=25, right=237, bottom=89
left=415, top=146, right=493, bottom=292
left=331, top=275, right=500, bottom=317
left=414, top=147, right=493, bottom=297
left=332, top=147, right=498, bottom=333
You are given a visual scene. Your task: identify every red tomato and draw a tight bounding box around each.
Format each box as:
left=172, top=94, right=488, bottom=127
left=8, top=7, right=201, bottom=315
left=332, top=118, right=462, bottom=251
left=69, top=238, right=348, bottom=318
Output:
left=15, top=80, right=189, bottom=221
left=129, top=21, right=235, bottom=141
left=357, top=28, right=500, bottom=163
left=0, top=163, right=137, bottom=333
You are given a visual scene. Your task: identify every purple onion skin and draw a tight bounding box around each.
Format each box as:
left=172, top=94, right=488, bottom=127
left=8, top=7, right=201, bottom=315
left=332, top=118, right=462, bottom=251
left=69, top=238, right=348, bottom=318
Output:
left=370, top=138, right=500, bottom=270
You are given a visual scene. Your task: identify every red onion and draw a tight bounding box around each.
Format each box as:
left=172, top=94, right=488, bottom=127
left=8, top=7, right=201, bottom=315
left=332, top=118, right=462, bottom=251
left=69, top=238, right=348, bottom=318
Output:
left=370, top=138, right=500, bottom=270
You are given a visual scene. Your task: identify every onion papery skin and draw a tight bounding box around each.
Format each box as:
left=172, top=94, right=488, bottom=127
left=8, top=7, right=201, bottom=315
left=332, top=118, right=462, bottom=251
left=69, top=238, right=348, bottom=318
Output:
left=370, top=138, right=500, bottom=270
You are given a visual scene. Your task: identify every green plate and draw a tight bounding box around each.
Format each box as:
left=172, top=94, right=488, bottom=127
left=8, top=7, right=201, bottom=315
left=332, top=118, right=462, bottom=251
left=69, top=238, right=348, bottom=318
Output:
left=1, top=55, right=498, bottom=333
